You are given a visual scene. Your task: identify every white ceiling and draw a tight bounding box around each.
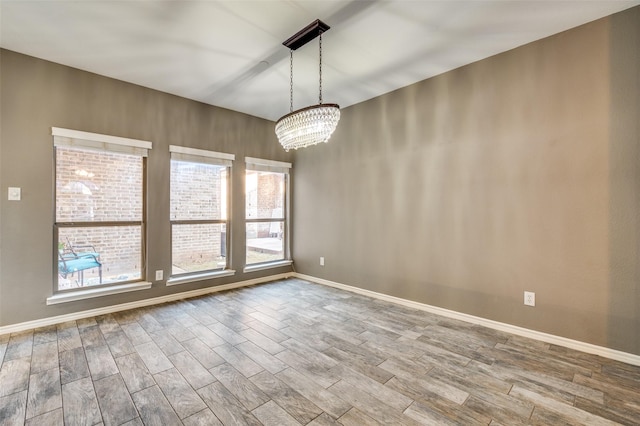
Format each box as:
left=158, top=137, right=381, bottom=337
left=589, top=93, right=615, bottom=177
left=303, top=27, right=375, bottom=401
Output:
left=1, top=1, right=638, bottom=121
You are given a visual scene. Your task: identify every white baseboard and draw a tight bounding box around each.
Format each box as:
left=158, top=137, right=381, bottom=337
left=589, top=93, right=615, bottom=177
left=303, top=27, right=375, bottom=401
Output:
left=0, top=273, right=294, bottom=336
left=294, top=273, right=640, bottom=367
left=4, top=271, right=638, bottom=367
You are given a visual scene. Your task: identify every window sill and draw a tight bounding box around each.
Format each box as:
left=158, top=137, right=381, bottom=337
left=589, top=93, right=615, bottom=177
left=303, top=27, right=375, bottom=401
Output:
left=47, top=281, right=152, bottom=305
left=243, top=260, right=293, bottom=274
left=166, top=269, right=236, bottom=287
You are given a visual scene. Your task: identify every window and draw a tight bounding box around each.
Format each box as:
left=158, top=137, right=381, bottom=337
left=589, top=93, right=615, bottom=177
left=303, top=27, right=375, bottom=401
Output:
left=53, top=127, right=151, bottom=291
left=245, top=157, right=291, bottom=268
left=170, top=146, right=234, bottom=278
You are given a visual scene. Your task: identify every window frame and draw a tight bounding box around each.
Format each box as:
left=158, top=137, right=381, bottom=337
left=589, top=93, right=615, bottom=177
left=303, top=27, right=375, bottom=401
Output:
left=168, top=145, right=235, bottom=283
left=52, top=127, right=152, bottom=294
left=244, top=157, right=292, bottom=271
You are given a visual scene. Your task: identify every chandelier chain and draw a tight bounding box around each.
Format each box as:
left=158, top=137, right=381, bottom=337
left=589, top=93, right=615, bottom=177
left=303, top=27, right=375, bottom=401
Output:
left=319, top=33, right=323, bottom=104
left=289, top=49, right=294, bottom=112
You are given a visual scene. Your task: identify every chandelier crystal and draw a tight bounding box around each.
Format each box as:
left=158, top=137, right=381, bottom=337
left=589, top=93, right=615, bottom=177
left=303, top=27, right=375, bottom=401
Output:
left=275, top=104, right=340, bottom=151
left=275, top=20, right=340, bottom=151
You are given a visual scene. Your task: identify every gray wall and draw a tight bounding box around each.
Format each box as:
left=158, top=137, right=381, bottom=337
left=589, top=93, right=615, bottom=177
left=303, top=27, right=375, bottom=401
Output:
left=0, top=49, right=292, bottom=326
left=293, top=7, right=640, bottom=355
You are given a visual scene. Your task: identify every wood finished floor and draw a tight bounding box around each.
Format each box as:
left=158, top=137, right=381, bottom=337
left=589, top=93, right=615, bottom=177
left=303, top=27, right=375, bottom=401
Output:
left=1, top=278, right=639, bottom=425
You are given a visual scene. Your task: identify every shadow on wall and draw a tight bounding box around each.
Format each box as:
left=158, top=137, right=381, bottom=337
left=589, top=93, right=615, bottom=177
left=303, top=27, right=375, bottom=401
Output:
left=607, top=6, right=640, bottom=355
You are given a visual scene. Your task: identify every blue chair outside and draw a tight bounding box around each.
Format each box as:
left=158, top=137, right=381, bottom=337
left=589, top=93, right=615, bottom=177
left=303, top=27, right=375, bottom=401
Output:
left=58, top=240, right=102, bottom=286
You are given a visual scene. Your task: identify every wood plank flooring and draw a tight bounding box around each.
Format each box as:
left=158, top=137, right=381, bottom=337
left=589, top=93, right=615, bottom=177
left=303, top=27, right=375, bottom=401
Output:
left=1, top=278, right=639, bottom=425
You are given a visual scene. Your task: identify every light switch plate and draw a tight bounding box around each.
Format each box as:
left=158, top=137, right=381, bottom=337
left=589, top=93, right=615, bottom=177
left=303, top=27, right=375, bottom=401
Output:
left=8, top=187, right=21, bottom=201
left=155, top=270, right=163, bottom=281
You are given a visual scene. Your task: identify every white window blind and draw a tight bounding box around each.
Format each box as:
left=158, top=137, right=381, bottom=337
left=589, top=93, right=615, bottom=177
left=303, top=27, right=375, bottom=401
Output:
left=245, top=157, right=292, bottom=174
left=52, top=127, right=152, bottom=156
left=170, top=145, right=234, bottom=167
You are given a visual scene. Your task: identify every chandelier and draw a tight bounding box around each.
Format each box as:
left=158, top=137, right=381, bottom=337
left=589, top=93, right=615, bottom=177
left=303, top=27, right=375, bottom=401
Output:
left=275, top=19, right=340, bottom=151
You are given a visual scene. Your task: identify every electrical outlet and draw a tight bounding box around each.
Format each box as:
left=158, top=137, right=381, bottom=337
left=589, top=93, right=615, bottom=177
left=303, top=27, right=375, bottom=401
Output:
left=524, top=291, right=535, bottom=307
left=155, top=270, right=163, bottom=281
left=320, top=256, right=325, bottom=266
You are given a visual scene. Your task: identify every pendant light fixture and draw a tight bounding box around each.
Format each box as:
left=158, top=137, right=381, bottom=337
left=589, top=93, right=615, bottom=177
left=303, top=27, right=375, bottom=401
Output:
left=275, top=19, right=340, bottom=151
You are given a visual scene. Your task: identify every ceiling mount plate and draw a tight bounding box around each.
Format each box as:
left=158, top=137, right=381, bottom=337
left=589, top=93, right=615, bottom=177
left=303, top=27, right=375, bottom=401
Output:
left=282, top=19, right=330, bottom=50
